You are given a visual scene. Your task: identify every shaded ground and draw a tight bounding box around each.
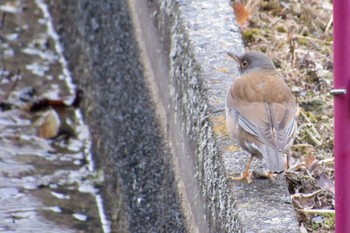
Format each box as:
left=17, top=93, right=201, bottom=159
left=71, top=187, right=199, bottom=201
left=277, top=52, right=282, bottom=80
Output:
left=0, top=1, right=108, bottom=232
left=232, top=0, right=334, bottom=232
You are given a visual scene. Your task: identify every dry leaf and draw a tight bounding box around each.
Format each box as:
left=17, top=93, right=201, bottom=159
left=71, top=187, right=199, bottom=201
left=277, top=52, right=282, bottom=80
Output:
left=303, top=152, right=316, bottom=169
left=233, top=3, right=251, bottom=27
left=29, top=89, right=83, bottom=112
left=232, top=0, right=261, bottom=27
left=318, top=173, right=335, bottom=194
left=36, top=109, right=61, bottom=139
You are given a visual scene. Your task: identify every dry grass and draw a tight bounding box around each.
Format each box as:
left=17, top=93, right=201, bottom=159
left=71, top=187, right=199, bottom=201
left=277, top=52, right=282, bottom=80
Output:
left=232, top=0, right=334, bottom=231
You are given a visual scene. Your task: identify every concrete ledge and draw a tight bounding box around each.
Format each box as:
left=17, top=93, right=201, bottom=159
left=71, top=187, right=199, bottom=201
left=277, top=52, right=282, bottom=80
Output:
left=135, top=0, right=300, bottom=232
left=48, top=0, right=300, bottom=232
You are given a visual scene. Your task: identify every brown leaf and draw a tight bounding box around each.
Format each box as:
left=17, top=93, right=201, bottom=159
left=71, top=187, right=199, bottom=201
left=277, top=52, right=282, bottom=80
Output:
left=29, top=89, right=83, bottom=112
left=303, top=152, right=316, bottom=169
left=36, top=109, right=61, bottom=139
left=233, top=3, right=251, bottom=27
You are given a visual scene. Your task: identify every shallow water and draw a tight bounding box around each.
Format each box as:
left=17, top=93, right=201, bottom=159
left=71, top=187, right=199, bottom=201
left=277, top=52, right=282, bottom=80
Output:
left=0, top=0, right=110, bottom=232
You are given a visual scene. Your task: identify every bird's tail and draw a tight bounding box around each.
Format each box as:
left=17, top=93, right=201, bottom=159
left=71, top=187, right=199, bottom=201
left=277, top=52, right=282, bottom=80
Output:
left=261, top=146, right=285, bottom=173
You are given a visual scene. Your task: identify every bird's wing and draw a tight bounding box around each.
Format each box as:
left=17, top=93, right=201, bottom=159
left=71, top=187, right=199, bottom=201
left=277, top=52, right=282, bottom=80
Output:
left=268, top=100, right=297, bottom=149
left=226, top=70, right=297, bottom=150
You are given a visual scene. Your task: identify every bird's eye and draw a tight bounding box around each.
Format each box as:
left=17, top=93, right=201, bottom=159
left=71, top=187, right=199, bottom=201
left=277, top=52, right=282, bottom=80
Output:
left=241, top=60, right=248, bottom=67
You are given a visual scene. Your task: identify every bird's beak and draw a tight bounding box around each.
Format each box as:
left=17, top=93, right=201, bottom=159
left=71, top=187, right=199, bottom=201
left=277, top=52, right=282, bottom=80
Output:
left=227, top=52, right=240, bottom=63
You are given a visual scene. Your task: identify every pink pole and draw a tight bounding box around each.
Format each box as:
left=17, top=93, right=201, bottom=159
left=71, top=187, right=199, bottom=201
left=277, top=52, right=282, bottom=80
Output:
left=334, top=1, right=350, bottom=232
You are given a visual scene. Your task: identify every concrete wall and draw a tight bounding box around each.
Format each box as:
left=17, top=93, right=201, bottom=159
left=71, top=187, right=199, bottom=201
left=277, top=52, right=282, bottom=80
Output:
left=48, top=1, right=186, bottom=232
left=48, top=0, right=300, bottom=232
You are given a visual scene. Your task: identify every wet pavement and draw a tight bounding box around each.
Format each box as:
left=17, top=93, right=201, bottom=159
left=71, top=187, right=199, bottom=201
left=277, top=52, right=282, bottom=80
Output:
left=0, top=0, right=109, bottom=232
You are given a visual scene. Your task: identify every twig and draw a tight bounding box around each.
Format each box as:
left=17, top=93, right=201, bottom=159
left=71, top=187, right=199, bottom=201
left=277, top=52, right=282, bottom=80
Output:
left=319, top=158, right=334, bottom=165
left=294, top=34, right=332, bottom=45
left=298, top=209, right=335, bottom=215
left=264, top=30, right=332, bottom=45
left=299, top=111, right=323, bottom=146
left=3, top=69, right=20, bottom=100
left=297, top=122, right=322, bottom=146
left=325, top=16, right=333, bottom=33
left=246, top=0, right=262, bottom=14
left=0, top=13, right=6, bottom=29
left=300, top=110, right=313, bottom=124
left=291, top=189, right=322, bottom=199
left=289, top=34, right=296, bottom=68
left=292, top=143, right=313, bottom=149
left=270, top=16, right=282, bottom=26
left=305, top=127, right=322, bottom=146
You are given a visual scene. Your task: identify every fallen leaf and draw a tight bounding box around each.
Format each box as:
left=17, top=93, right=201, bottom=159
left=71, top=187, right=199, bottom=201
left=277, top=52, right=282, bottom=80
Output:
left=29, top=89, right=83, bottom=112
left=233, top=3, right=251, bottom=27
left=303, top=152, right=316, bottom=169
left=318, top=172, right=335, bottom=194
left=36, top=109, right=61, bottom=139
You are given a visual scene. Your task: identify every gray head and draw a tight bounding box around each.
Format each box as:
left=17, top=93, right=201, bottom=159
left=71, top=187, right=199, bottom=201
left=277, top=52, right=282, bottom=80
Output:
left=228, top=51, right=276, bottom=75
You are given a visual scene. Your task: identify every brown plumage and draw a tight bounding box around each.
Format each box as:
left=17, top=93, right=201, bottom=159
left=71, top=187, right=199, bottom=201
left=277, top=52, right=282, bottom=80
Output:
left=226, top=51, right=297, bottom=182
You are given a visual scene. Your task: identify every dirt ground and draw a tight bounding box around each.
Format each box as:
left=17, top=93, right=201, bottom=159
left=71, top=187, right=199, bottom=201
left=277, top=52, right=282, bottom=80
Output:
left=232, top=0, right=334, bottom=232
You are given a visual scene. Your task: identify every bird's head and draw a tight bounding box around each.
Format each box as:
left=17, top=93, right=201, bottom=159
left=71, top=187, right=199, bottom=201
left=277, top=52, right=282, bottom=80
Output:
left=228, top=51, right=276, bottom=75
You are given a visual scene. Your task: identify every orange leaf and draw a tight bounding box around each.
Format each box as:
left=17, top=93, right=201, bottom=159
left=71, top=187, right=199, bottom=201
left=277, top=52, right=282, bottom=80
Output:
left=233, top=3, right=251, bottom=27
left=37, top=109, right=61, bottom=139
left=303, top=152, right=316, bottom=169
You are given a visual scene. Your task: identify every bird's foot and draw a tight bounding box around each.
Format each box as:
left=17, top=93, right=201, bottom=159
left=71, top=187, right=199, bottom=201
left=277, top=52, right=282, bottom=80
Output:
left=264, top=171, right=278, bottom=180
left=229, top=170, right=253, bottom=184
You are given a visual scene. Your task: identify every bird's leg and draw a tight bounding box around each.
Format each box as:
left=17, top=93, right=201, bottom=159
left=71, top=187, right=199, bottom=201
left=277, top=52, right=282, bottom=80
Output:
left=230, top=155, right=254, bottom=183
left=284, top=153, right=290, bottom=170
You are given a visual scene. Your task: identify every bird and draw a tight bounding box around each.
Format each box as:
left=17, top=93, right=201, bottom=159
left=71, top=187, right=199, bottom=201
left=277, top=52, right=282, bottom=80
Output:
left=225, top=51, right=297, bottom=183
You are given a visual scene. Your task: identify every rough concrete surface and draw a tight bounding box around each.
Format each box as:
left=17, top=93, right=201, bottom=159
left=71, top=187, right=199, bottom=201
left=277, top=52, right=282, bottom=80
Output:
left=47, top=0, right=300, bottom=232
left=47, top=1, right=186, bottom=233
left=133, top=0, right=300, bottom=232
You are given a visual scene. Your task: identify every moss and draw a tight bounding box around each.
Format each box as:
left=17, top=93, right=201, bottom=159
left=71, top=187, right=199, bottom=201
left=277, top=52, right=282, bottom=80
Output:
left=305, top=111, right=317, bottom=122
left=297, top=37, right=308, bottom=46
left=276, top=25, right=287, bottom=33
left=242, top=28, right=260, bottom=43
left=311, top=213, right=335, bottom=231
left=326, top=36, right=333, bottom=42
left=324, top=213, right=335, bottom=229
left=225, top=145, right=241, bottom=152
left=211, top=115, right=228, bottom=137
